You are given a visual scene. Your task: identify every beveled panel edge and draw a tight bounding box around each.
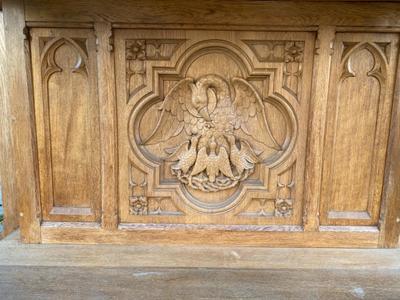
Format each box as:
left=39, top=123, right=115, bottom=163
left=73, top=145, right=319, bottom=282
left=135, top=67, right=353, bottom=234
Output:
left=118, top=223, right=303, bottom=232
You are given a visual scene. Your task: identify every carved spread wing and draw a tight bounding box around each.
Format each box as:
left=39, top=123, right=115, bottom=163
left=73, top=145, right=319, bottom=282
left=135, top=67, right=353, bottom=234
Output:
left=143, top=78, right=196, bottom=145
left=164, top=141, right=189, bottom=161
left=240, top=140, right=259, bottom=163
left=217, top=147, right=234, bottom=178
left=232, top=78, right=281, bottom=151
left=191, top=147, right=208, bottom=176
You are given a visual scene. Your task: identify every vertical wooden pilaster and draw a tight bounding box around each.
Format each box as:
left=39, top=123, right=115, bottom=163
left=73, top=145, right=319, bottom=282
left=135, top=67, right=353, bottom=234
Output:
left=2, top=0, right=41, bottom=242
left=303, top=26, right=335, bottom=232
left=0, top=12, right=19, bottom=237
left=378, top=49, right=400, bottom=248
left=94, top=22, right=119, bottom=230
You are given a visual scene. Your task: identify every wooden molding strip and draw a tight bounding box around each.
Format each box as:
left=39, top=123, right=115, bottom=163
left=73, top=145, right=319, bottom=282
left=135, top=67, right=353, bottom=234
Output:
left=39, top=226, right=379, bottom=248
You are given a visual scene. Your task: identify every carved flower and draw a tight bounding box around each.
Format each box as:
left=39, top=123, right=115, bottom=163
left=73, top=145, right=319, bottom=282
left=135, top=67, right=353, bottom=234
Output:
left=129, top=196, right=148, bottom=215
left=127, top=40, right=146, bottom=60
left=284, top=42, right=304, bottom=63
left=275, top=199, right=293, bottom=217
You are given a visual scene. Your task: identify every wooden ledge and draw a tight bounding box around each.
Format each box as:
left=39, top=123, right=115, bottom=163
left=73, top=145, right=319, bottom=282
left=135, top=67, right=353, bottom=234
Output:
left=1, top=231, right=399, bottom=269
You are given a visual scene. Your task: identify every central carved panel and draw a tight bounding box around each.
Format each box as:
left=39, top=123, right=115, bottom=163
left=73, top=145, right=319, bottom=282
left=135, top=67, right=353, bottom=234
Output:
left=142, top=74, right=280, bottom=192
left=116, top=29, right=313, bottom=225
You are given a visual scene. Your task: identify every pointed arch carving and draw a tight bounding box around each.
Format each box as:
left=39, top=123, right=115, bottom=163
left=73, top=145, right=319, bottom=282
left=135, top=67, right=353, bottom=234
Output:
left=31, top=28, right=101, bottom=222
left=41, top=37, right=89, bottom=80
left=340, top=42, right=387, bottom=83
left=320, top=33, right=399, bottom=227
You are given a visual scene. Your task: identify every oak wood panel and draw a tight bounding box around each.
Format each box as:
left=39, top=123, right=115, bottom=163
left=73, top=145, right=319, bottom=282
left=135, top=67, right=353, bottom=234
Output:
left=30, top=28, right=101, bottom=222
left=2, top=0, right=41, bottom=242
left=320, top=32, right=399, bottom=226
left=0, top=12, right=19, bottom=236
left=115, top=29, right=314, bottom=226
left=3, top=0, right=400, bottom=247
left=23, top=1, right=400, bottom=27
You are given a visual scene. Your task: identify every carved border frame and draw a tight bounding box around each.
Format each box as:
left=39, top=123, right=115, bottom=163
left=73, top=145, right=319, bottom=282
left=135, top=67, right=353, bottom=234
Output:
left=118, top=32, right=306, bottom=223
left=128, top=40, right=299, bottom=214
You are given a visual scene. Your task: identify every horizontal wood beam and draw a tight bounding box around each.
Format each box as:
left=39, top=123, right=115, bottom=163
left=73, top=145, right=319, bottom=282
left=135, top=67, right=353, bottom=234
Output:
left=40, top=225, right=379, bottom=248
left=24, top=1, right=400, bottom=27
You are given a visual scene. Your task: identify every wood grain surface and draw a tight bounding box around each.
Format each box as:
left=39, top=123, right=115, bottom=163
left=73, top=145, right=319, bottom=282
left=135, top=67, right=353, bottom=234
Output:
left=2, top=0, right=400, bottom=247
left=2, top=0, right=41, bottom=242
left=0, top=233, right=400, bottom=299
left=24, top=1, right=400, bottom=27
left=0, top=12, right=19, bottom=236
left=1, top=266, right=400, bottom=300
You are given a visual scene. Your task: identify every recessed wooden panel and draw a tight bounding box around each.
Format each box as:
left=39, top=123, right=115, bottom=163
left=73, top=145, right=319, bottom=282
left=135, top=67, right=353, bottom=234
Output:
left=320, top=32, right=399, bottom=226
left=30, top=28, right=101, bottom=222
left=115, top=29, right=314, bottom=227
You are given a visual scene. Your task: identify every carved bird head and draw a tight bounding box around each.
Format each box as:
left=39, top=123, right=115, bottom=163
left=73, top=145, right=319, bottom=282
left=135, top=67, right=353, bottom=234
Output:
left=189, top=83, right=211, bottom=120
left=208, top=136, right=217, bottom=154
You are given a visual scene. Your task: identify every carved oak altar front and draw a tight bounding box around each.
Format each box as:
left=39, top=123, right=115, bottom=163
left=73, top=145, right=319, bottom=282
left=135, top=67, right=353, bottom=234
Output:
left=116, top=30, right=311, bottom=225
left=4, top=0, right=400, bottom=247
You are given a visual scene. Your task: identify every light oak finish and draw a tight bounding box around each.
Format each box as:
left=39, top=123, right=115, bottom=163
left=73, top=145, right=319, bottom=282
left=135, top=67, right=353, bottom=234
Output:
left=115, top=29, right=313, bottom=226
left=0, top=12, right=19, bottom=236
left=39, top=222, right=379, bottom=248
left=320, top=32, right=399, bottom=226
left=303, top=26, right=335, bottom=231
left=94, top=22, right=119, bottom=230
left=30, top=27, right=101, bottom=222
left=2, top=0, right=41, bottom=242
left=379, top=41, right=400, bottom=248
left=1, top=0, right=400, bottom=247
left=23, top=1, right=400, bottom=27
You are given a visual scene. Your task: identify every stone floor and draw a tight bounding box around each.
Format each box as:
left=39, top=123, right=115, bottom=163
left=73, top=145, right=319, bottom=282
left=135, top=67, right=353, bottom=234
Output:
left=0, top=232, right=399, bottom=299
left=1, top=266, right=399, bottom=300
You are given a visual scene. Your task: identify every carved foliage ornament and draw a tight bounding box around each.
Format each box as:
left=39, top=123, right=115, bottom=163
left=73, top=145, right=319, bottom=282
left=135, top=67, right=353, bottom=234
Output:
left=142, top=75, right=282, bottom=192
